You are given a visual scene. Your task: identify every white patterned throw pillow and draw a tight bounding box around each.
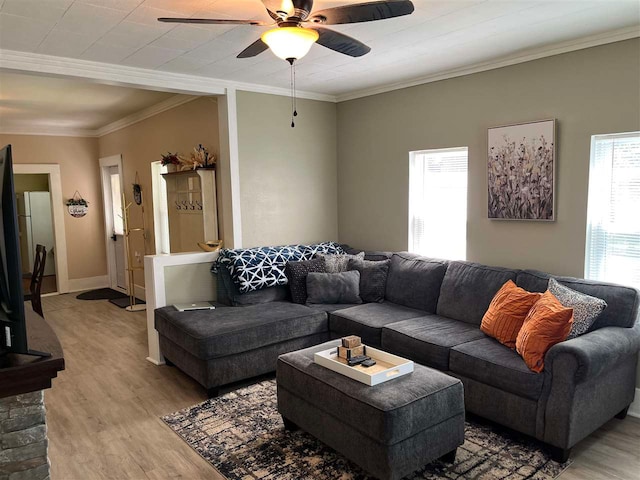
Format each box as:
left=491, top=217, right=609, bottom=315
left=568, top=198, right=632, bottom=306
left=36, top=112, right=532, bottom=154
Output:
left=548, top=278, right=607, bottom=339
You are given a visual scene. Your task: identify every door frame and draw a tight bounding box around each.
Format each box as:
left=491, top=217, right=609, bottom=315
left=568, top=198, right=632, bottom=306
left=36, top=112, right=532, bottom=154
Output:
left=99, top=154, right=127, bottom=293
left=12, top=164, right=69, bottom=293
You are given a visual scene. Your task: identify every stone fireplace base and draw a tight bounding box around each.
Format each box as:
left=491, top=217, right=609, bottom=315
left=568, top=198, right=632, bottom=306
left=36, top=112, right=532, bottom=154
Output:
left=0, top=391, right=49, bottom=480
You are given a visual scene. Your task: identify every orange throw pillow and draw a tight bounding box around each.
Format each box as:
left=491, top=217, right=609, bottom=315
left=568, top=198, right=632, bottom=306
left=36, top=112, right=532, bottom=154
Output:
left=516, top=290, right=574, bottom=373
left=481, top=280, right=542, bottom=349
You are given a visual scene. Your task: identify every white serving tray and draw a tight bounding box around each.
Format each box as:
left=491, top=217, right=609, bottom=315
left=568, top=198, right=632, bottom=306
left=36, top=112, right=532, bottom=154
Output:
left=314, top=345, right=414, bottom=386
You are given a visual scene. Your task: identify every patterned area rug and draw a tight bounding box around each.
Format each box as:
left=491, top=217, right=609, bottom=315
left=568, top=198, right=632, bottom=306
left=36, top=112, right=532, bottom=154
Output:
left=162, top=380, right=571, bottom=480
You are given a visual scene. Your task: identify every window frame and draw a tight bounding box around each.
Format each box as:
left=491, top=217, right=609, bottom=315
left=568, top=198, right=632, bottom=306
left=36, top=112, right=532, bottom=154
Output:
left=584, top=131, right=640, bottom=288
left=408, top=146, right=469, bottom=261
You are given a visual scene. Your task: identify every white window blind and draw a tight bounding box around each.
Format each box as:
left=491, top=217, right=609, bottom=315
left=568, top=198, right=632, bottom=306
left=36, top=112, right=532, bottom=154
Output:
left=409, top=147, right=468, bottom=260
left=585, top=132, right=640, bottom=288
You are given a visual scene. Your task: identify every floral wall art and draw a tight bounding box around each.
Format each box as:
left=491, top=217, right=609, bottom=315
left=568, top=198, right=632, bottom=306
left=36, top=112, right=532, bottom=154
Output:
left=487, top=119, right=556, bottom=221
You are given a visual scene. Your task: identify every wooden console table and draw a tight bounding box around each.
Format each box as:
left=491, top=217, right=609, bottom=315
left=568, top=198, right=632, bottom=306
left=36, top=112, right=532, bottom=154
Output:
left=1, top=309, right=65, bottom=478
left=0, top=309, right=65, bottom=399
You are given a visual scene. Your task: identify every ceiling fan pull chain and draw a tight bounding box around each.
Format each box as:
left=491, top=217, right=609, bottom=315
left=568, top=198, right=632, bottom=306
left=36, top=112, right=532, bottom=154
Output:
left=293, top=60, right=298, bottom=118
left=289, top=58, right=296, bottom=128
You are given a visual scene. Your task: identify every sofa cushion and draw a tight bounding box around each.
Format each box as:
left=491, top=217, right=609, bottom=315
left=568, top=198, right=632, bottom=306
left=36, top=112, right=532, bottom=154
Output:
left=306, top=303, right=362, bottom=313
left=306, top=271, right=363, bottom=305
left=516, top=290, right=573, bottom=373
left=348, top=258, right=390, bottom=303
left=286, top=258, right=326, bottom=304
left=315, top=252, right=364, bottom=273
left=481, top=280, right=542, bottom=349
left=548, top=278, right=607, bottom=339
left=382, top=315, right=486, bottom=370
left=342, top=245, right=393, bottom=261
left=385, top=253, right=448, bottom=313
left=516, top=270, right=639, bottom=330
left=155, top=302, right=328, bottom=360
left=329, top=302, right=427, bottom=347
left=450, top=337, right=545, bottom=400
left=437, top=261, right=518, bottom=325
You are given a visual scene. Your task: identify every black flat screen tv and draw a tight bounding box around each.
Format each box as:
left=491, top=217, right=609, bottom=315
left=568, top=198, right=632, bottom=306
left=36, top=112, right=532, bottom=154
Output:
left=0, top=145, right=29, bottom=357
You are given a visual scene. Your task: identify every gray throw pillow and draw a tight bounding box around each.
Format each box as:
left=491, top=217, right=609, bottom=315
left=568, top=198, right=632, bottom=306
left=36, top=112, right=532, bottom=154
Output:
left=548, top=277, right=607, bottom=339
left=306, top=271, right=363, bottom=305
left=347, top=258, right=390, bottom=303
left=285, top=258, right=326, bottom=304
left=315, top=252, right=365, bottom=273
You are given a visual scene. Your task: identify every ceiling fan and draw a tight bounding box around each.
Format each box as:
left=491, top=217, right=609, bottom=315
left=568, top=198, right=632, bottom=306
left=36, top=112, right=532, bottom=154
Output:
left=159, top=0, right=415, bottom=62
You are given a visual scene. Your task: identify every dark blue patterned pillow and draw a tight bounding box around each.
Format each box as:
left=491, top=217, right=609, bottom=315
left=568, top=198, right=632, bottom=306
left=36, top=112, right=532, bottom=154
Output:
left=213, top=242, right=344, bottom=293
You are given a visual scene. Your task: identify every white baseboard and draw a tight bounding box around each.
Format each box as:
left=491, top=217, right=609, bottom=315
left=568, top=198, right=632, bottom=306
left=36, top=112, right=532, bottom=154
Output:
left=629, top=388, right=640, bottom=418
left=67, top=275, right=109, bottom=293
left=134, top=284, right=146, bottom=302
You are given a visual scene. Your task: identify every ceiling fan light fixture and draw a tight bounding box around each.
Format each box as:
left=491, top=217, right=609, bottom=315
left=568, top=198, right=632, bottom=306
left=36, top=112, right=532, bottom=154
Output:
left=261, top=27, right=319, bottom=61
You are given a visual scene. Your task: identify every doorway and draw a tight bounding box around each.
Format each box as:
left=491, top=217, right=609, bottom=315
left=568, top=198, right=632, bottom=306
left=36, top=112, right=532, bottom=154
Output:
left=99, top=155, right=127, bottom=293
left=12, top=164, right=69, bottom=293
left=14, top=174, right=57, bottom=295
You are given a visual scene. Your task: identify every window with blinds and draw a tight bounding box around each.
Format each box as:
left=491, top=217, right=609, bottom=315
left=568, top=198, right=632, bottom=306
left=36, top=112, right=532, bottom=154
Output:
left=585, top=132, right=640, bottom=289
left=409, top=147, right=468, bottom=260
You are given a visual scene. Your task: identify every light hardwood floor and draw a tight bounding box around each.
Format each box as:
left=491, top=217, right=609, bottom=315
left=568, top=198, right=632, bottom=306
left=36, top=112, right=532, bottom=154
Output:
left=39, top=294, right=639, bottom=480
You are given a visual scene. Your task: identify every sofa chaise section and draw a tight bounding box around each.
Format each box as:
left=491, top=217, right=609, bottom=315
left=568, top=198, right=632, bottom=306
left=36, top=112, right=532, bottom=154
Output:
left=155, top=302, right=330, bottom=396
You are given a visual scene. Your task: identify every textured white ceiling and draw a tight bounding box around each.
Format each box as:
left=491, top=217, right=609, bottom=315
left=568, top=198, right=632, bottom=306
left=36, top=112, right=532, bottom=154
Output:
left=0, top=0, right=638, bottom=97
left=0, top=71, right=182, bottom=131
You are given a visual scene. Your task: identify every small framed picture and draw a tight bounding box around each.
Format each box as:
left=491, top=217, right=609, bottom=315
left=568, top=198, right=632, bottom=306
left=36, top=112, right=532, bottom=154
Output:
left=488, top=119, right=556, bottom=221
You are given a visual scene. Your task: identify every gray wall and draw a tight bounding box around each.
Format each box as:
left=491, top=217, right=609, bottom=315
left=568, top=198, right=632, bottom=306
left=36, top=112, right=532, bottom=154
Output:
left=337, top=38, right=640, bottom=279
left=236, top=90, right=338, bottom=248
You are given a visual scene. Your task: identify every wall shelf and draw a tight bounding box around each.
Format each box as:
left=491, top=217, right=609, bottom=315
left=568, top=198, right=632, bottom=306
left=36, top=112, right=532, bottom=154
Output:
left=162, top=168, right=218, bottom=253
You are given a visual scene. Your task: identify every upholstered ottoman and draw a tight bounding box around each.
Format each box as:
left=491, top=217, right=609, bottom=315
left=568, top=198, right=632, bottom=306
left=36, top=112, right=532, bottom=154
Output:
left=276, top=340, right=465, bottom=480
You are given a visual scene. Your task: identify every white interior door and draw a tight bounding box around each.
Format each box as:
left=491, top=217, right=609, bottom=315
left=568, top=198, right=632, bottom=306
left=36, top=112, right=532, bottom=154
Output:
left=100, top=156, right=127, bottom=293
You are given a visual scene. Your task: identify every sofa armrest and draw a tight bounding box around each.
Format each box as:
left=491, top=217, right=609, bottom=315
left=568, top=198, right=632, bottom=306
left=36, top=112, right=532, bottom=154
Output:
left=540, top=323, right=639, bottom=449
left=545, top=323, right=640, bottom=383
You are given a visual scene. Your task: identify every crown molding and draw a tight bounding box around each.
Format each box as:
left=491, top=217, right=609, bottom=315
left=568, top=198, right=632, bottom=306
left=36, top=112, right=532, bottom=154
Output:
left=335, top=26, right=640, bottom=103
left=0, top=125, right=97, bottom=138
left=96, top=94, right=200, bottom=137
left=0, top=49, right=337, bottom=102
left=1, top=25, right=637, bottom=111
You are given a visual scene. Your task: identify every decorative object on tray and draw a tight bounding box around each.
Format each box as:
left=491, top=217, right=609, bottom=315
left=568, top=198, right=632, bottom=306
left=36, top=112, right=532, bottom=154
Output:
left=66, top=191, right=89, bottom=218
left=197, top=240, right=224, bottom=252
left=132, top=172, right=142, bottom=205
left=314, top=343, right=413, bottom=386
left=160, top=152, right=183, bottom=173
left=162, top=380, right=572, bottom=480
left=337, top=335, right=366, bottom=360
left=488, top=119, right=556, bottom=221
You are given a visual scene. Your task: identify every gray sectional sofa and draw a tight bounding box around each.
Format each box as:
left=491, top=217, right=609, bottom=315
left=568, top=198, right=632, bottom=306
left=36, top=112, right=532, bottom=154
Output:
left=154, top=250, right=640, bottom=462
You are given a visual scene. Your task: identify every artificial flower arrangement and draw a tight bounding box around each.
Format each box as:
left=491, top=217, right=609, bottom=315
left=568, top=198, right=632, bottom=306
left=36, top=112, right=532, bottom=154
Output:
left=160, top=146, right=216, bottom=171
left=160, top=152, right=183, bottom=167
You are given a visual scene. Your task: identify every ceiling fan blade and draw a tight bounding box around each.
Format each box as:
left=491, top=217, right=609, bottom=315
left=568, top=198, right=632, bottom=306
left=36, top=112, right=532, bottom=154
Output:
left=308, top=0, right=414, bottom=25
left=309, top=27, right=371, bottom=57
left=265, top=8, right=281, bottom=22
left=158, top=17, right=270, bottom=26
left=237, top=38, right=269, bottom=58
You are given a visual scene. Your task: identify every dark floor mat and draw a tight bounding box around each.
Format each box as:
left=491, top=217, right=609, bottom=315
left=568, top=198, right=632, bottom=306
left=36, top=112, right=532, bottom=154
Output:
left=77, top=288, right=128, bottom=301
left=109, top=297, right=145, bottom=308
